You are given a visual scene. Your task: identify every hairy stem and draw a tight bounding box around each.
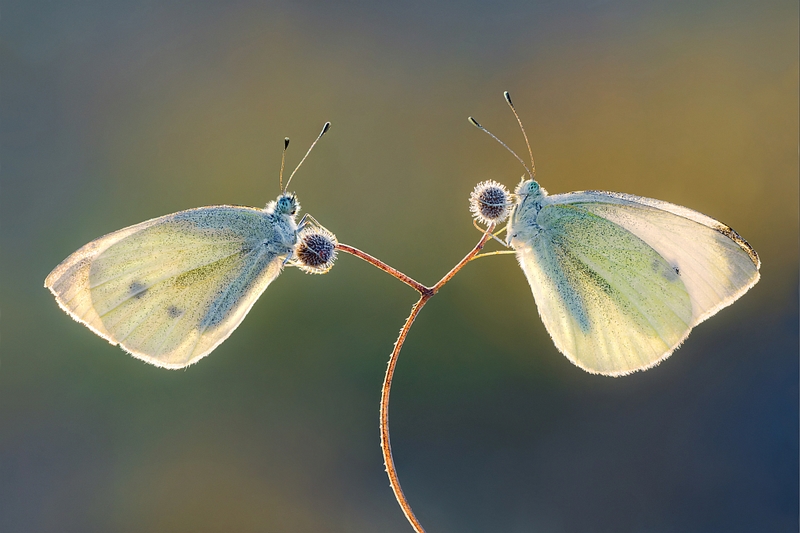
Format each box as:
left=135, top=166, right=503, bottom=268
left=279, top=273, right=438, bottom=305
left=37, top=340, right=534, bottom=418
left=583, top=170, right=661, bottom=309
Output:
left=381, top=294, right=430, bottom=531
left=337, top=243, right=430, bottom=295
left=339, top=225, right=496, bottom=532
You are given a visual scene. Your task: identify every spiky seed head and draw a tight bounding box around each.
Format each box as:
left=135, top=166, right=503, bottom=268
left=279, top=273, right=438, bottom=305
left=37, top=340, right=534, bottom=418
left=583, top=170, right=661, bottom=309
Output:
left=295, top=226, right=338, bottom=274
left=469, top=180, right=511, bottom=224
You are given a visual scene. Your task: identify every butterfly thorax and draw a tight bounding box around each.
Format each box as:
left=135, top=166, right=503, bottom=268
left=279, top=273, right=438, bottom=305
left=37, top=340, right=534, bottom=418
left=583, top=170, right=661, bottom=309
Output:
left=265, top=193, right=300, bottom=256
left=507, top=179, right=547, bottom=247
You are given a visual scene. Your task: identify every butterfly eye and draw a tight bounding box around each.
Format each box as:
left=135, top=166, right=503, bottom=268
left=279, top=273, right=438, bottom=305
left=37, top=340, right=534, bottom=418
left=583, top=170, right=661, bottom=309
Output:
left=470, top=180, right=511, bottom=224
left=295, top=227, right=338, bottom=274
left=515, top=179, right=540, bottom=197
left=275, top=195, right=298, bottom=215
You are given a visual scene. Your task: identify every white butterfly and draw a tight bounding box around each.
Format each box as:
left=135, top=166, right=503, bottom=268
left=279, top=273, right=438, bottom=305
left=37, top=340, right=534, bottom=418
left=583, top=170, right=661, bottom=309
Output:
left=470, top=94, right=760, bottom=376
left=45, top=124, right=337, bottom=369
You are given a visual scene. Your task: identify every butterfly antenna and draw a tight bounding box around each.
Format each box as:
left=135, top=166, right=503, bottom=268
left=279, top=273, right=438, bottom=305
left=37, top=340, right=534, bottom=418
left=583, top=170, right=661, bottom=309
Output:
left=284, top=122, right=331, bottom=193
left=468, top=116, right=533, bottom=179
left=279, top=137, right=290, bottom=192
left=504, top=91, right=535, bottom=177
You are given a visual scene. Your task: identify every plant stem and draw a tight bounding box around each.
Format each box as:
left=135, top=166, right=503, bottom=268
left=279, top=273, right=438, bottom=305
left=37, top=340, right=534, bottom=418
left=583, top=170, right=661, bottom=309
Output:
left=430, top=224, right=495, bottom=292
left=380, top=295, right=429, bottom=532
left=337, top=243, right=430, bottom=295
left=338, top=225, right=495, bottom=532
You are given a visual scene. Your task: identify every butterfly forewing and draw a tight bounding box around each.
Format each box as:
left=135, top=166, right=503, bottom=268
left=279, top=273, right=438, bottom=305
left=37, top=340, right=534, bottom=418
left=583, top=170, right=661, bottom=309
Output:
left=46, top=206, right=292, bottom=368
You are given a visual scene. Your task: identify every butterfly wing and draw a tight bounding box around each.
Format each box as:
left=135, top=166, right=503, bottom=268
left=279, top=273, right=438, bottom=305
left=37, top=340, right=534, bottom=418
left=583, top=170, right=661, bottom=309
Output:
left=513, top=193, right=759, bottom=376
left=551, top=191, right=760, bottom=324
left=45, top=206, right=291, bottom=368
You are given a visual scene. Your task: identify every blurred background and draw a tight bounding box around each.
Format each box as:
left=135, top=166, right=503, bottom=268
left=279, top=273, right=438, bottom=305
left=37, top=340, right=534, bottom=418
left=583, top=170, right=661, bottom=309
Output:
left=1, top=1, right=797, bottom=532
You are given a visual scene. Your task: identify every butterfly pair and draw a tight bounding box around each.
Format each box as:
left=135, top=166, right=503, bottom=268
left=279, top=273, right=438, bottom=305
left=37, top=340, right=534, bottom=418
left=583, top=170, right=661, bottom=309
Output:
left=46, top=99, right=761, bottom=375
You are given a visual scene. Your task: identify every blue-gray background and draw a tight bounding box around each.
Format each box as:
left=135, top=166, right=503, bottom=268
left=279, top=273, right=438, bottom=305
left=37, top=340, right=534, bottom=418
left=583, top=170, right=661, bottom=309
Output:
left=2, top=1, right=797, bottom=532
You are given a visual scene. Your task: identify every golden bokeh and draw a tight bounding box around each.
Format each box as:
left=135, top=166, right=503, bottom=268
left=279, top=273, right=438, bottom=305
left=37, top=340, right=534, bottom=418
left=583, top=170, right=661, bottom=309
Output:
left=3, top=1, right=797, bottom=532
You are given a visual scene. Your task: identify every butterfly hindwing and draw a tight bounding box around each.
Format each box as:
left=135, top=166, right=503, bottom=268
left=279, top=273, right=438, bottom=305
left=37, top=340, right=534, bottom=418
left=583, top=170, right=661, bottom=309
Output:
left=513, top=191, right=760, bottom=376
left=46, top=206, right=292, bottom=368
left=516, top=203, right=694, bottom=375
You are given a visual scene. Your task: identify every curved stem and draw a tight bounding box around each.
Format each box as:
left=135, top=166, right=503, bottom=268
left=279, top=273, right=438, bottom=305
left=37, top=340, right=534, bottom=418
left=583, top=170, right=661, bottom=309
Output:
left=379, top=224, right=496, bottom=533
left=381, top=294, right=431, bottom=532
left=335, top=227, right=496, bottom=533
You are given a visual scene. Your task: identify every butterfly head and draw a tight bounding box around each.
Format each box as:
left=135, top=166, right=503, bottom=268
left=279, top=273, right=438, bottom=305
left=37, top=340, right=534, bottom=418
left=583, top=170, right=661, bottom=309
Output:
left=515, top=178, right=543, bottom=200
left=274, top=193, right=300, bottom=217
left=506, top=178, right=547, bottom=246
left=514, top=178, right=548, bottom=213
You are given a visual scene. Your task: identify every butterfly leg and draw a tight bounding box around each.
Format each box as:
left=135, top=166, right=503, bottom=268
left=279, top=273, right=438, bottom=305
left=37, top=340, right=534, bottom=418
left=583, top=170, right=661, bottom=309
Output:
left=297, top=213, right=327, bottom=232
left=470, top=249, right=517, bottom=261
left=297, top=213, right=309, bottom=230
left=473, top=218, right=510, bottom=247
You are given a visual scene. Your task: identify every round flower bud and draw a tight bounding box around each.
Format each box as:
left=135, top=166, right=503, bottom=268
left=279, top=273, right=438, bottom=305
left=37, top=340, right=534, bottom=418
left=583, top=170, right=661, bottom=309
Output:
left=295, top=226, right=338, bottom=274
left=469, top=180, right=511, bottom=225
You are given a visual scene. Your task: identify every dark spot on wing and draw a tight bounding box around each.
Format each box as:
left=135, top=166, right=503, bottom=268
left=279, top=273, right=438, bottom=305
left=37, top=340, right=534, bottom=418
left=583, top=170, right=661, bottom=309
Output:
left=130, top=281, right=147, bottom=299
left=652, top=258, right=680, bottom=282
left=167, top=306, right=183, bottom=318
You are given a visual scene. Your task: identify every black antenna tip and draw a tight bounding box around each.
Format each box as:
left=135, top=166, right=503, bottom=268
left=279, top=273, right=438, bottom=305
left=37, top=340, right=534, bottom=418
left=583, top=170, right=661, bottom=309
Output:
left=468, top=116, right=482, bottom=128
left=504, top=91, right=514, bottom=107
left=321, top=122, right=331, bottom=135
left=284, top=137, right=290, bottom=149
